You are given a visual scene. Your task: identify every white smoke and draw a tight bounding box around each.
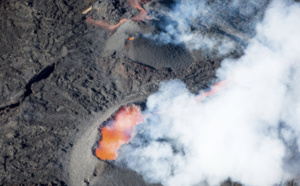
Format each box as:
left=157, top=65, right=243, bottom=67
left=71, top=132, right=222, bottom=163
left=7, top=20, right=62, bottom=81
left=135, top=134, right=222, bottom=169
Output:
left=117, top=0, right=300, bottom=185
left=147, top=0, right=269, bottom=55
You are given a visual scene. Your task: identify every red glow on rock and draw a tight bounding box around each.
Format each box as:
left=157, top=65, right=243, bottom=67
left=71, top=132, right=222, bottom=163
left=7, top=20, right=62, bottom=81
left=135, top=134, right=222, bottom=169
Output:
left=95, top=105, right=144, bottom=160
left=195, top=79, right=230, bottom=102
left=129, top=0, right=151, bottom=21
left=95, top=80, right=230, bottom=160
left=86, top=0, right=151, bottom=31
left=86, top=17, right=129, bottom=31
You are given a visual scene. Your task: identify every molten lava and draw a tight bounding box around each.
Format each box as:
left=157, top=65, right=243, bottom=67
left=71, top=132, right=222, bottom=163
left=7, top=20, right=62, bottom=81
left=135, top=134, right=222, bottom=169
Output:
left=95, top=80, right=230, bottom=160
left=95, top=105, right=144, bottom=160
left=86, top=0, right=150, bottom=31
left=195, top=79, right=230, bottom=102
left=129, top=0, right=151, bottom=21
left=86, top=17, right=129, bottom=31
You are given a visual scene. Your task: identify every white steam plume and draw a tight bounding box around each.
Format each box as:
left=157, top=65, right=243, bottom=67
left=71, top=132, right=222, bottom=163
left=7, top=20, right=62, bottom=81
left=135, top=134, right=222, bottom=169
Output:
left=147, top=0, right=269, bottom=55
left=117, top=0, right=300, bottom=185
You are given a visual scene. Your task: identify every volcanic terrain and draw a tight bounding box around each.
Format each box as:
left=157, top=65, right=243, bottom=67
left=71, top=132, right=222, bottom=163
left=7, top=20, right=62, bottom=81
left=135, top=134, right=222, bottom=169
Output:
left=1, top=0, right=299, bottom=185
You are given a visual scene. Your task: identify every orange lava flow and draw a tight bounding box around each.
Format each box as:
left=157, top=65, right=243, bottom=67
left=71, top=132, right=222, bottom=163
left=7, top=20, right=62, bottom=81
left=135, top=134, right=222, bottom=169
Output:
left=95, top=80, right=230, bottom=160
left=129, top=0, right=151, bottom=21
left=195, top=79, right=231, bottom=102
left=86, top=0, right=150, bottom=31
left=152, top=79, right=231, bottom=115
left=86, top=17, right=129, bottom=31
left=95, top=105, right=144, bottom=160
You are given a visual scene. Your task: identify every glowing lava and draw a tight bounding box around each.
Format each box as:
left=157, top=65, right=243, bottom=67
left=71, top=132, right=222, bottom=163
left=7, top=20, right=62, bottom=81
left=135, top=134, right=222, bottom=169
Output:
left=129, top=0, right=151, bottom=21
left=195, top=79, right=231, bottom=102
left=86, top=0, right=150, bottom=31
left=95, top=105, right=144, bottom=160
left=95, top=80, right=230, bottom=160
left=86, top=17, right=129, bottom=31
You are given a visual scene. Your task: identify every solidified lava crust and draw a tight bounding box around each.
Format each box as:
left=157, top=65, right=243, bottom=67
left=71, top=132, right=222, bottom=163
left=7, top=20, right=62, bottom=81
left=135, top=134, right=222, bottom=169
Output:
left=0, top=0, right=284, bottom=185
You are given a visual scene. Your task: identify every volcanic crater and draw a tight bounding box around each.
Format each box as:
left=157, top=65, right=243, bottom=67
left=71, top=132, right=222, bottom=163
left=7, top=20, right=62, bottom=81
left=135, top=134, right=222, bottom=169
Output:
left=2, top=0, right=298, bottom=186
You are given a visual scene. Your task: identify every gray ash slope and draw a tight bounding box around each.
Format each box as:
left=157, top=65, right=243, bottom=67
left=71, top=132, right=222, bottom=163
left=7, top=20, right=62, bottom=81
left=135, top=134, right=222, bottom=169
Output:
left=0, top=0, right=290, bottom=185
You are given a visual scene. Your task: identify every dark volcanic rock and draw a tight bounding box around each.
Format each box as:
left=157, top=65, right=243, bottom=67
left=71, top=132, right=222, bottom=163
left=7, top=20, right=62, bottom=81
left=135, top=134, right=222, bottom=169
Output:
left=3, top=0, right=298, bottom=185
left=0, top=0, right=218, bottom=185
left=127, top=37, right=195, bottom=70
left=92, top=0, right=137, bottom=24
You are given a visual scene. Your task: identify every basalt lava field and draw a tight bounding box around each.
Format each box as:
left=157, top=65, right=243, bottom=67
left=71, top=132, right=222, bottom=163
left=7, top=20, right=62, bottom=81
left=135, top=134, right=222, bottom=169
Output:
left=1, top=0, right=300, bottom=186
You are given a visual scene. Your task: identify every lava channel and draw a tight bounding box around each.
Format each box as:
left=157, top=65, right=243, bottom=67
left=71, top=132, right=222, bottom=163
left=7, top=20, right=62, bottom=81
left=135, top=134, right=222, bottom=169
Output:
left=86, top=0, right=151, bottom=31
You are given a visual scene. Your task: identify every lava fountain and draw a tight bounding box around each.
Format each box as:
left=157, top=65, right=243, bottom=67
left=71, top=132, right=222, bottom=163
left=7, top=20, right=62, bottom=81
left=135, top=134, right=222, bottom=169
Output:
left=95, top=105, right=144, bottom=160
left=95, top=80, right=228, bottom=160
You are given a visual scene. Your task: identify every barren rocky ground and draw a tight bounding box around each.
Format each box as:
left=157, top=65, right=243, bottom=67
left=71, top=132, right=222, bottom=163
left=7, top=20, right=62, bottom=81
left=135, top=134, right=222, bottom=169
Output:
left=1, top=0, right=296, bottom=185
